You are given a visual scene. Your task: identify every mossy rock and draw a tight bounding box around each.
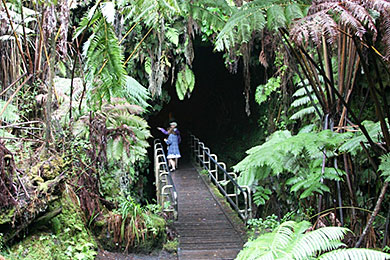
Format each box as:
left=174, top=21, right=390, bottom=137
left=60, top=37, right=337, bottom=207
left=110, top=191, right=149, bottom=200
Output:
left=2, top=185, right=98, bottom=260
left=0, top=208, right=15, bottom=225
left=29, top=155, right=64, bottom=182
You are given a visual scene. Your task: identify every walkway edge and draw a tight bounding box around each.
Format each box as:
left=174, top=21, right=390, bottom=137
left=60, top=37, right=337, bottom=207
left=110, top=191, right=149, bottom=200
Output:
left=192, top=162, right=248, bottom=244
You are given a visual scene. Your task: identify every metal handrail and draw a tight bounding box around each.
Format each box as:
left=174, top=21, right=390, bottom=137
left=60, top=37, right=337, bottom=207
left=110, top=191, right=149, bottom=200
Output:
left=154, top=139, right=178, bottom=219
left=190, top=135, right=252, bottom=222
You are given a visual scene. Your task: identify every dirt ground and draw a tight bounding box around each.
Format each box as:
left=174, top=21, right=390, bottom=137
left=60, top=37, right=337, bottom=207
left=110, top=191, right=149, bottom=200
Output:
left=95, top=249, right=178, bottom=260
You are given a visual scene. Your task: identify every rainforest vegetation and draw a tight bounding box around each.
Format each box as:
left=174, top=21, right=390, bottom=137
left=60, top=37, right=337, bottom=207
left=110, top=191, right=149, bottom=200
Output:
left=1, top=0, right=390, bottom=259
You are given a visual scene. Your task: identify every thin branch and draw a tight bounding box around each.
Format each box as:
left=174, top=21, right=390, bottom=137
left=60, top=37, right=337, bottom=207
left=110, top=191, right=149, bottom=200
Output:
left=1, top=0, right=28, bottom=72
left=0, top=74, right=32, bottom=121
left=20, top=1, right=33, bottom=74
left=278, top=31, right=322, bottom=119
left=355, top=182, right=389, bottom=247
left=0, top=73, right=27, bottom=97
left=0, top=136, right=44, bottom=142
left=296, top=41, right=379, bottom=154
left=124, top=27, right=154, bottom=66
left=353, top=36, right=390, bottom=152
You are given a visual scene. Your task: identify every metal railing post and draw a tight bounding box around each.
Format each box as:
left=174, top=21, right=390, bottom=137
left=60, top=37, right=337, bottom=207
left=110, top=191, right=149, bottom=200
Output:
left=189, top=135, right=253, bottom=223
left=154, top=139, right=178, bottom=219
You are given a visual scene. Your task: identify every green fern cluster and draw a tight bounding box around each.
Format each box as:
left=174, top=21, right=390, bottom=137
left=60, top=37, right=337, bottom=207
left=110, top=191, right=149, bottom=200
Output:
left=236, top=220, right=390, bottom=260
left=290, top=81, right=322, bottom=121
left=125, top=0, right=182, bottom=27
left=83, top=17, right=126, bottom=108
left=214, top=0, right=305, bottom=51
left=175, top=64, right=195, bottom=100
left=103, top=99, right=151, bottom=165
left=234, top=129, right=350, bottom=203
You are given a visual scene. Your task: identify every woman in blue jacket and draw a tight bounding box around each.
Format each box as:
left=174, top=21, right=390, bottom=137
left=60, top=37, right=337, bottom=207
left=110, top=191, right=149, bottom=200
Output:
left=164, top=126, right=181, bottom=171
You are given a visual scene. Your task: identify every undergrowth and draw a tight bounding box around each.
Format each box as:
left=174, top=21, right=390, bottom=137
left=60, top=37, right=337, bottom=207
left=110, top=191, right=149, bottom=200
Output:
left=1, top=186, right=98, bottom=260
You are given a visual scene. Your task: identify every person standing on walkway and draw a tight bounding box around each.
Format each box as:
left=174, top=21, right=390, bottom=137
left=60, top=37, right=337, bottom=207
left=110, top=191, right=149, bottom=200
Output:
left=157, top=122, right=181, bottom=168
left=163, top=126, right=181, bottom=171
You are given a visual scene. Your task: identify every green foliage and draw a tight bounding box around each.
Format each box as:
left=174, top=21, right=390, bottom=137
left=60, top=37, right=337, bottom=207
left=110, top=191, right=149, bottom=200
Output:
left=175, top=65, right=195, bottom=100
left=236, top=220, right=390, bottom=260
left=112, top=196, right=166, bottom=249
left=0, top=100, right=19, bottom=123
left=3, top=187, right=97, bottom=260
left=266, top=5, right=287, bottom=31
left=163, top=238, right=178, bottom=253
left=125, top=0, right=181, bottom=27
left=339, top=120, right=387, bottom=156
left=290, top=81, right=321, bottom=121
left=284, top=3, right=304, bottom=24
left=76, top=2, right=152, bottom=110
left=286, top=160, right=344, bottom=199
left=253, top=186, right=272, bottom=205
left=255, top=76, right=281, bottom=105
left=83, top=15, right=127, bottom=108
left=190, top=0, right=231, bottom=42
left=234, top=130, right=350, bottom=204
left=214, top=0, right=305, bottom=51
left=247, top=215, right=279, bottom=236
left=378, top=153, right=390, bottom=182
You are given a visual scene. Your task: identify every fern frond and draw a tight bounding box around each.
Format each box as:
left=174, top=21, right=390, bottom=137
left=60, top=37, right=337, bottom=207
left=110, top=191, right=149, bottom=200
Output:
left=290, top=11, right=338, bottom=45
left=235, top=220, right=390, bottom=260
left=285, top=3, right=304, bottom=24
left=0, top=100, right=20, bottom=123
left=290, top=95, right=318, bottom=108
left=289, top=227, right=349, bottom=258
left=318, top=248, right=390, bottom=260
left=339, top=120, right=384, bottom=155
left=290, top=106, right=318, bottom=120
left=215, top=2, right=267, bottom=51
left=83, top=16, right=127, bottom=108
left=267, top=5, right=287, bottom=31
left=378, top=153, right=390, bottom=182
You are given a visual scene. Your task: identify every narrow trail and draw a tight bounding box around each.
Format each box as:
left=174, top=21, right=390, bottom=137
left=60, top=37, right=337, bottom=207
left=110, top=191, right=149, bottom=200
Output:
left=172, top=163, right=245, bottom=260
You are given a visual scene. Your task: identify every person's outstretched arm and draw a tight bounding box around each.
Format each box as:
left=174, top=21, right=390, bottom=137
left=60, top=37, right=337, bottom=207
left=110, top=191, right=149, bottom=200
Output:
left=157, top=127, right=168, bottom=135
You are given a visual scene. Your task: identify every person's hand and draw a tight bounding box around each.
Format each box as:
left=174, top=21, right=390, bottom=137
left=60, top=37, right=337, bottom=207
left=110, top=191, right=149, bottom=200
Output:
left=164, top=138, right=167, bottom=142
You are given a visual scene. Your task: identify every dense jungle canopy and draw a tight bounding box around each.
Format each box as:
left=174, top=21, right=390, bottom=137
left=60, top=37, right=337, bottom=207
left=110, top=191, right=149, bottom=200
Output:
left=1, top=0, right=390, bottom=259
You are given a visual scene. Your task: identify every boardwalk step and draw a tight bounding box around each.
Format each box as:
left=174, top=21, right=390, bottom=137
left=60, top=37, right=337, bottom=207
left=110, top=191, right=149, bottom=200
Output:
left=172, top=164, right=245, bottom=260
left=179, top=249, right=240, bottom=260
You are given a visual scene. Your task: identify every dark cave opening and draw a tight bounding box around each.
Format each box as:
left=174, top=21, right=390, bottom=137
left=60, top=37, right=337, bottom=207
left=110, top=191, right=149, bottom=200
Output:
left=149, top=41, right=263, bottom=149
left=144, top=40, right=267, bottom=201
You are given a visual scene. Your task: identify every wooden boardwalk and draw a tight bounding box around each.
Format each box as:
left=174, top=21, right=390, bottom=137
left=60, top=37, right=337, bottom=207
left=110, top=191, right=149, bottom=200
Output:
left=172, top=163, right=245, bottom=260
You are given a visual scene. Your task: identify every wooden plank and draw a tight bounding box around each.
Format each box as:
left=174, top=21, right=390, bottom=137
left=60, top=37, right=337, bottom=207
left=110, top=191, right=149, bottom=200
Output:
left=172, top=164, right=245, bottom=260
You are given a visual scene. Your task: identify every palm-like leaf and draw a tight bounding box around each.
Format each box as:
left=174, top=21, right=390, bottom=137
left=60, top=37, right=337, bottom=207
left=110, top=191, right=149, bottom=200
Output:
left=290, top=0, right=390, bottom=60
left=378, top=153, right=390, bottom=182
left=236, top=221, right=390, bottom=260
left=339, top=120, right=385, bottom=155
left=318, top=248, right=390, bottom=260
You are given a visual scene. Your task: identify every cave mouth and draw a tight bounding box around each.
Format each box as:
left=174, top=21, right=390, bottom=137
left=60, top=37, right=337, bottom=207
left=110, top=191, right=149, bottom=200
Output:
left=148, top=41, right=262, bottom=149
left=144, top=40, right=265, bottom=201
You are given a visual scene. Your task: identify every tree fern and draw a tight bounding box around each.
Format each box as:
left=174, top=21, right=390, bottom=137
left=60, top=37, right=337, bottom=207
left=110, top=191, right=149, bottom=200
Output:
left=378, top=153, right=390, bottom=182
left=234, top=130, right=350, bottom=203
left=82, top=14, right=127, bottom=108
left=318, top=248, right=390, bottom=259
left=289, top=0, right=390, bottom=60
left=236, top=220, right=390, bottom=260
left=339, top=120, right=386, bottom=156
left=214, top=0, right=304, bottom=51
